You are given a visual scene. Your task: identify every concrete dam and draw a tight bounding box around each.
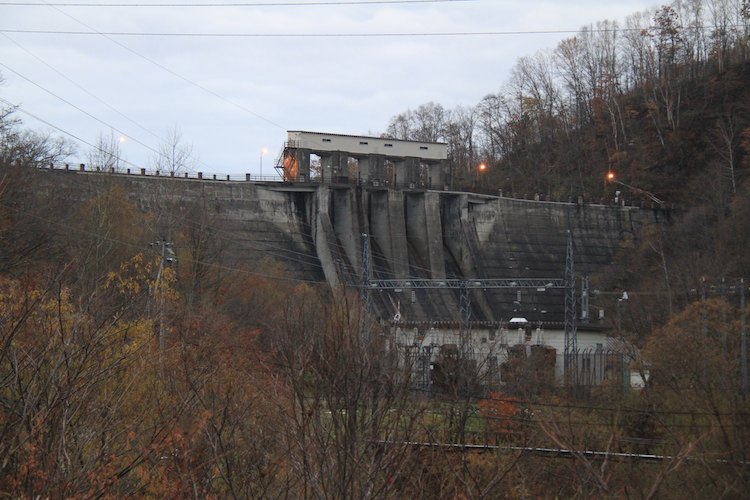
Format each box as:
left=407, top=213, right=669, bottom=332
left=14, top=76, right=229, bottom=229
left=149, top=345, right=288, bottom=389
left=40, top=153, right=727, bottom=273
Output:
left=31, top=166, right=665, bottom=328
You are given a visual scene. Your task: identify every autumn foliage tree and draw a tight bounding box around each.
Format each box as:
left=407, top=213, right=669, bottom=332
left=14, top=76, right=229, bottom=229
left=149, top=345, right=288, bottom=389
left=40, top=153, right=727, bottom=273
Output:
left=639, top=297, right=750, bottom=497
left=0, top=258, right=170, bottom=496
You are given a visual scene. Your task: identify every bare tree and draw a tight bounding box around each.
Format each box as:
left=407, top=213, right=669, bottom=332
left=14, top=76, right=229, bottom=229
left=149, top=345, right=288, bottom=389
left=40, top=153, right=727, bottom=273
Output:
left=88, top=130, right=122, bottom=171
left=676, top=0, right=708, bottom=78
left=0, top=101, right=74, bottom=167
left=621, top=9, right=658, bottom=89
left=650, top=5, right=685, bottom=133
left=152, top=125, right=196, bottom=175
left=556, top=35, right=592, bottom=129
left=385, top=111, right=412, bottom=140
left=386, top=102, right=448, bottom=143
left=712, top=107, right=741, bottom=195
left=272, top=287, right=422, bottom=498
left=708, top=0, right=734, bottom=72
left=444, top=105, right=477, bottom=179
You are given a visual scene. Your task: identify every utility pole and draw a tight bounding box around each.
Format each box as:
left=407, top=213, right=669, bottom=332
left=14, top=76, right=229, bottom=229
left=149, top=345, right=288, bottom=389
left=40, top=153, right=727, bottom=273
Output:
left=458, top=282, right=473, bottom=395
left=741, top=278, right=747, bottom=395
left=721, top=277, right=728, bottom=354
left=459, top=283, right=472, bottom=342
left=564, top=231, right=578, bottom=384
left=151, top=239, right=175, bottom=350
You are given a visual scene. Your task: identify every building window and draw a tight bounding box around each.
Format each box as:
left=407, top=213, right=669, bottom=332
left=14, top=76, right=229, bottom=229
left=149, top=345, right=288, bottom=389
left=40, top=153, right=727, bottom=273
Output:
left=322, top=138, right=332, bottom=143
left=384, top=143, right=393, bottom=147
left=420, top=146, right=428, bottom=150
left=359, top=141, right=369, bottom=145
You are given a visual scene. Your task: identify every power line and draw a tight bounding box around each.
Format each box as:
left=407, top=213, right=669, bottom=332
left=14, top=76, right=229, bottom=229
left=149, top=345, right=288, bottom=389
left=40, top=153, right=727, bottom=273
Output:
left=1, top=62, right=217, bottom=176
left=1, top=24, right=745, bottom=38
left=0, top=96, right=143, bottom=170
left=0, top=0, right=473, bottom=6
left=0, top=61, right=166, bottom=160
left=0, top=33, right=218, bottom=173
left=0, top=28, right=616, bottom=37
left=0, top=32, right=163, bottom=144
left=37, top=2, right=286, bottom=130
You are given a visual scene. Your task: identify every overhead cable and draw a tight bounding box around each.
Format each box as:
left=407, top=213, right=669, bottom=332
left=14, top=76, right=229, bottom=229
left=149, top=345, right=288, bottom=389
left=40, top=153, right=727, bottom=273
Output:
left=37, top=2, right=286, bottom=129
left=0, top=62, right=166, bottom=160
left=2, top=24, right=742, bottom=37
left=0, top=96, right=143, bottom=170
left=0, top=0, right=474, bottom=6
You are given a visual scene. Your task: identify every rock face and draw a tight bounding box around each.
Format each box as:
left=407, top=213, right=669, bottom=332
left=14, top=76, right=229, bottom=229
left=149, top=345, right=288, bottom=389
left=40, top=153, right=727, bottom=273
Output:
left=30, top=168, right=665, bottom=325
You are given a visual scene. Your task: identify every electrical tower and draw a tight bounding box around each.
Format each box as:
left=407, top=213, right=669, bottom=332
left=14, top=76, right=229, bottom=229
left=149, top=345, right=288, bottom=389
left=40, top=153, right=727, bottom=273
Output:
left=360, top=233, right=373, bottom=342
left=564, top=230, right=578, bottom=380
left=359, top=232, right=579, bottom=385
left=581, top=276, right=590, bottom=322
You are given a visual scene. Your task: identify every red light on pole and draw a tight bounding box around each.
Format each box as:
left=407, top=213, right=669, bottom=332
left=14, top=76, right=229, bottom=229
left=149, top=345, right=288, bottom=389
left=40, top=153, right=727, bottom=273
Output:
left=607, top=171, right=615, bottom=181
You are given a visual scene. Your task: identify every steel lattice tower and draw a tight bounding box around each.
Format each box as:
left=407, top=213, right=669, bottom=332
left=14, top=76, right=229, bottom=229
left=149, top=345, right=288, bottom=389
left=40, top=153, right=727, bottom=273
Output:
left=360, top=233, right=373, bottom=341
left=564, top=230, right=578, bottom=379
left=459, top=283, right=473, bottom=359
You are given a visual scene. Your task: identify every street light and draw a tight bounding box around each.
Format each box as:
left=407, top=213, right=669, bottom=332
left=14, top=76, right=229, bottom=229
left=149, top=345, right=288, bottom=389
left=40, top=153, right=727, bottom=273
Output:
left=606, top=171, right=664, bottom=206
left=116, top=135, right=126, bottom=171
left=260, top=147, right=268, bottom=179
left=475, top=163, right=488, bottom=191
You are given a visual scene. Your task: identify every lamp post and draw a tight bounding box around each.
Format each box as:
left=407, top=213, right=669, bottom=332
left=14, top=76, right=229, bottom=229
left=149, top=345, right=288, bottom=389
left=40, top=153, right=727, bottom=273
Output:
left=476, top=162, right=487, bottom=191
left=606, top=172, right=664, bottom=206
left=117, top=135, right=126, bottom=171
left=260, top=147, right=268, bottom=179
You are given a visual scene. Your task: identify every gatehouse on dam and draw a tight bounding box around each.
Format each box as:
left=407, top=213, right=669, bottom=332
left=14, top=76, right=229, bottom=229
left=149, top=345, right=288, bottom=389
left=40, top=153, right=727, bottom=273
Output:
left=280, top=130, right=449, bottom=190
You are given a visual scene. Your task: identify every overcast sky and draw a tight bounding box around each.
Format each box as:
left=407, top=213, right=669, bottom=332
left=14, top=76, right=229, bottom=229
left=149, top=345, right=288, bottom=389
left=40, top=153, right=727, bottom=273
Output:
left=0, top=0, right=658, bottom=177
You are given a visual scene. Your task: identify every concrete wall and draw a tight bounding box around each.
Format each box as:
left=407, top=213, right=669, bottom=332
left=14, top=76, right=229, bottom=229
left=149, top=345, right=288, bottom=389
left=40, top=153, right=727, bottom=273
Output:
left=467, top=196, right=654, bottom=323
left=33, top=169, right=325, bottom=283
left=22, top=168, right=662, bottom=327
